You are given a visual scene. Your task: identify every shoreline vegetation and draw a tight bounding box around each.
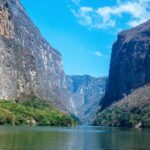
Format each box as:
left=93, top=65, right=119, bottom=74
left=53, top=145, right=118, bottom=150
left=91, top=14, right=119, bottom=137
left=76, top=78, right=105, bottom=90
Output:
left=0, top=99, right=77, bottom=127
left=94, top=85, right=150, bottom=128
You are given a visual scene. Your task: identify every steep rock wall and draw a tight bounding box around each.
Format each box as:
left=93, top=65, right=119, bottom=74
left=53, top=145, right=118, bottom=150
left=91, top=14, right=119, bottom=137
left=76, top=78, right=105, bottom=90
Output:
left=101, top=20, right=150, bottom=109
left=0, top=0, right=76, bottom=112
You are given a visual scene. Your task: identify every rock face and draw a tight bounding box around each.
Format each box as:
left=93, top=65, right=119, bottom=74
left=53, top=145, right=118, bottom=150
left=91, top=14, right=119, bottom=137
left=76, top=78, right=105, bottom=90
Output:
left=0, top=0, right=76, bottom=112
left=66, top=75, right=107, bottom=123
left=101, top=20, right=150, bottom=109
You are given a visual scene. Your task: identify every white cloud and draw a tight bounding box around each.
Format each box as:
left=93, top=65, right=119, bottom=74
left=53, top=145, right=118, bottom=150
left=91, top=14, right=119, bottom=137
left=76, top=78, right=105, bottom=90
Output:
left=71, top=0, right=150, bottom=29
left=80, top=7, right=93, bottom=13
left=71, top=0, right=82, bottom=5
left=71, top=7, right=93, bottom=26
left=88, top=50, right=109, bottom=59
left=94, top=51, right=110, bottom=59
left=95, top=51, right=102, bottom=57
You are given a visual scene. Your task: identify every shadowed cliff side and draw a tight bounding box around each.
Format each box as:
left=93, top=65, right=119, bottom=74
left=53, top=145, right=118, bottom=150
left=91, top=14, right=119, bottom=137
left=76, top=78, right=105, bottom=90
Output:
left=101, top=20, right=150, bottom=109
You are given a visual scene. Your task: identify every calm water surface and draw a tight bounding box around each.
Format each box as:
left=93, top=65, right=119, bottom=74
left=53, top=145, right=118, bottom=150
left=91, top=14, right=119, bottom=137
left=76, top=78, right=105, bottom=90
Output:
left=0, top=126, right=149, bottom=150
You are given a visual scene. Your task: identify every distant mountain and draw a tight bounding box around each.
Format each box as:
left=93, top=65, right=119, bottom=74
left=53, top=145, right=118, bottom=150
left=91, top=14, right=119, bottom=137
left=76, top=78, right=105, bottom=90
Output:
left=101, top=20, right=150, bottom=109
left=66, top=75, right=107, bottom=123
left=0, top=0, right=76, bottom=113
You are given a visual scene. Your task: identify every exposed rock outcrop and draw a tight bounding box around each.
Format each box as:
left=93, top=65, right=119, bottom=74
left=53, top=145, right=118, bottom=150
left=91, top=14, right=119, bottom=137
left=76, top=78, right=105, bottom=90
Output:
left=135, top=122, right=142, bottom=129
left=101, top=20, right=150, bottom=109
left=66, top=75, right=107, bottom=123
left=0, top=1, right=14, bottom=38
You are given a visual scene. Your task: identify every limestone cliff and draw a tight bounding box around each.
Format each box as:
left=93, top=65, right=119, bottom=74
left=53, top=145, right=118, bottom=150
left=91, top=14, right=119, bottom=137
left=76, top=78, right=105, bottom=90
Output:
left=0, top=0, right=76, bottom=112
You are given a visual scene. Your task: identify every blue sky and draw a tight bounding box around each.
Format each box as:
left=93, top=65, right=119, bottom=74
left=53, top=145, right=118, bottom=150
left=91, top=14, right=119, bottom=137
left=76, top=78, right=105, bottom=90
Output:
left=20, top=0, right=150, bottom=77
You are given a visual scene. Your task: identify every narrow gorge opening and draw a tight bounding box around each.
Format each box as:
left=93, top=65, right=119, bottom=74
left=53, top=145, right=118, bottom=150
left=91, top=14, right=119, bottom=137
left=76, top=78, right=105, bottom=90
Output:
left=65, top=75, right=107, bottom=124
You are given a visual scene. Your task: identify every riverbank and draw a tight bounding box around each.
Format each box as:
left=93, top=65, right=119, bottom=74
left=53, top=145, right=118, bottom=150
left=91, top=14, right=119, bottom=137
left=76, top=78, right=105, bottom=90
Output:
left=94, top=86, right=150, bottom=128
left=0, top=100, right=77, bottom=127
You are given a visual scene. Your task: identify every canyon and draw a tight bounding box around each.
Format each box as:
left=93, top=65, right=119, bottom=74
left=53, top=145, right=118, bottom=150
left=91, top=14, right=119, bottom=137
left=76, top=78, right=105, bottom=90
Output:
left=0, top=0, right=106, bottom=122
left=1, top=0, right=150, bottom=125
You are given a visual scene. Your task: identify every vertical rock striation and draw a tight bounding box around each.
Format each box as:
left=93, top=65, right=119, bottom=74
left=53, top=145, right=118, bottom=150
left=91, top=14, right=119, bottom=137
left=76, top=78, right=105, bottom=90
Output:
left=0, top=0, right=76, bottom=113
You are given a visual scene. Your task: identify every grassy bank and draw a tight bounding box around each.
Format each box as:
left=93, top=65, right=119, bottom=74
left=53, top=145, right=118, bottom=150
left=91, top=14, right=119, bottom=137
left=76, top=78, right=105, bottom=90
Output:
left=0, top=100, right=77, bottom=127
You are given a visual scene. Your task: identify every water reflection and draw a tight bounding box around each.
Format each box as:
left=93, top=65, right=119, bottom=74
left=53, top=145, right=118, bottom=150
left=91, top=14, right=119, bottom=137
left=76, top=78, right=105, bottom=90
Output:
left=0, top=126, right=149, bottom=150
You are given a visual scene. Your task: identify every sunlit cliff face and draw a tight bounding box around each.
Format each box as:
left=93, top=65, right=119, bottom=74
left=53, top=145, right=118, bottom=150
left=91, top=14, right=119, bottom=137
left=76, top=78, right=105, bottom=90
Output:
left=0, top=0, right=77, bottom=114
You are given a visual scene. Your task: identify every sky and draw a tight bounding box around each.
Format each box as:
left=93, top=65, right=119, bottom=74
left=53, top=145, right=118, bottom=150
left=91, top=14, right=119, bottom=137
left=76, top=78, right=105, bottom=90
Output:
left=20, top=0, right=150, bottom=77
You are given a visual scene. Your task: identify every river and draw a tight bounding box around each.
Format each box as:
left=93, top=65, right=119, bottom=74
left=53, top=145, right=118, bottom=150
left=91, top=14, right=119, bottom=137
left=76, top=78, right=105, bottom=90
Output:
left=0, top=126, right=149, bottom=150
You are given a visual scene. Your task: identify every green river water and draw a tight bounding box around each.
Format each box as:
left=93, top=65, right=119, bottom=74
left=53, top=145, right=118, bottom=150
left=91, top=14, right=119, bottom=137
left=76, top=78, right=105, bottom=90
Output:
left=0, top=126, right=149, bottom=150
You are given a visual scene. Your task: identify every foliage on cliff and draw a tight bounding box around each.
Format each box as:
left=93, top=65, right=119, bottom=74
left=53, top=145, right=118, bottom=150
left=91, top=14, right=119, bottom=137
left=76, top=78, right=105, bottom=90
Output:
left=94, top=85, right=150, bottom=128
left=0, top=100, right=77, bottom=126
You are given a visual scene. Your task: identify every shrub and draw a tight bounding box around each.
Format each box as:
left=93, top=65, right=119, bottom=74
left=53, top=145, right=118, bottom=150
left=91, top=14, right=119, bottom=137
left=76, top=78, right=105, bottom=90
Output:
left=0, top=100, right=77, bottom=127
